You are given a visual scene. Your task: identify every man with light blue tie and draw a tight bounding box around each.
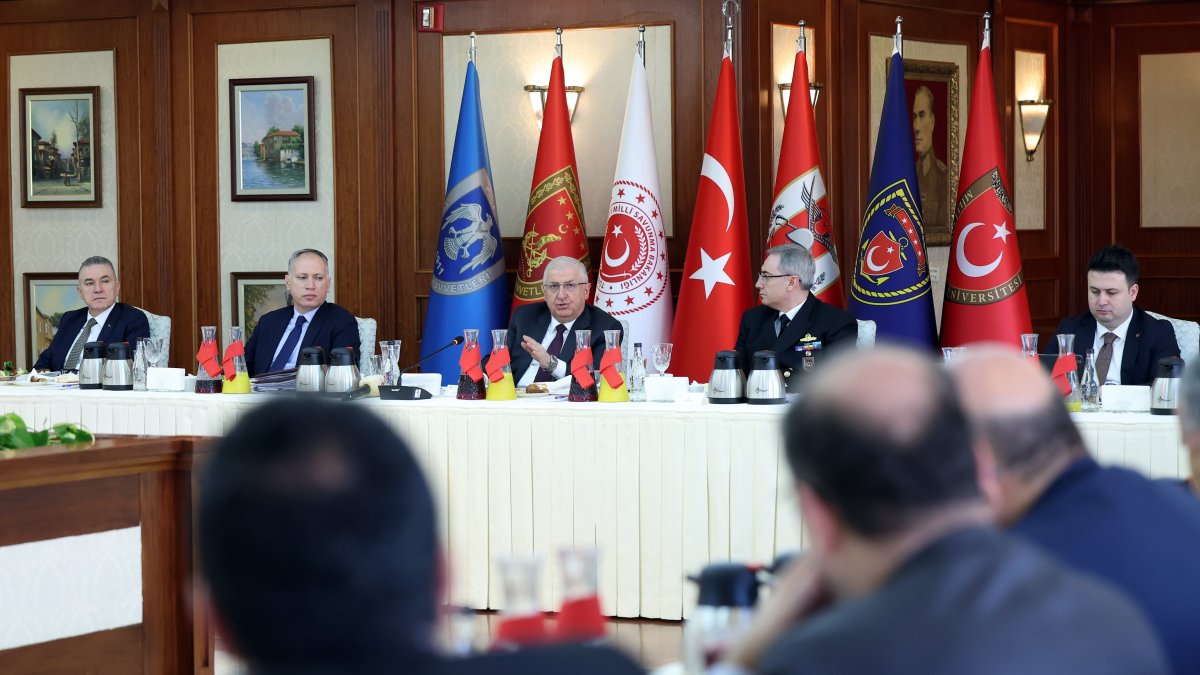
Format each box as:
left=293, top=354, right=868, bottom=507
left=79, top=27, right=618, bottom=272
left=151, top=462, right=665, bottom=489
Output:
left=244, top=249, right=360, bottom=376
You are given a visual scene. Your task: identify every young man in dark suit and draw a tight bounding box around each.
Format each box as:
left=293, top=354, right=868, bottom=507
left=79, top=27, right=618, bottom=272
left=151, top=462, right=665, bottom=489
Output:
left=1052, top=245, right=1179, bottom=385
left=507, top=256, right=622, bottom=387
left=33, top=256, right=149, bottom=371
left=244, top=248, right=360, bottom=376
left=199, top=398, right=644, bottom=675
left=734, top=244, right=857, bottom=378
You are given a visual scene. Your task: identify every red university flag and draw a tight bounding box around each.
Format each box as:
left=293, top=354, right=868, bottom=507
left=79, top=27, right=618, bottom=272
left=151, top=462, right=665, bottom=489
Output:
left=768, top=40, right=844, bottom=307
left=512, top=54, right=589, bottom=311
left=940, top=36, right=1032, bottom=347
left=670, top=54, right=752, bottom=383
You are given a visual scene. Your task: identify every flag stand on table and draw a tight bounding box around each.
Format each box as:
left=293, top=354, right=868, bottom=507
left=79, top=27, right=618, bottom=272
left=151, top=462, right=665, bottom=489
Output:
left=939, top=13, right=1032, bottom=348
left=846, top=17, right=937, bottom=349
left=670, top=8, right=752, bottom=383
left=594, top=27, right=673, bottom=348
left=421, top=33, right=508, bottom=381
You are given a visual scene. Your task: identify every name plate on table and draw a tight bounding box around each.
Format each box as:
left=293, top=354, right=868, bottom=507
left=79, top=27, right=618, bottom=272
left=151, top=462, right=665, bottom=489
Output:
left=645, top=375, right=689, bottom=402
left=1101, top=385, right=1151, bottom=412
left=146, top=367, right=186, bottom=392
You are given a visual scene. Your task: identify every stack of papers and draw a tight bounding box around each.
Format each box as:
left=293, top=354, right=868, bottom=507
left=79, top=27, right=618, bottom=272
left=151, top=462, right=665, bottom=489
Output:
left=250, top=369, right=297, bottom=393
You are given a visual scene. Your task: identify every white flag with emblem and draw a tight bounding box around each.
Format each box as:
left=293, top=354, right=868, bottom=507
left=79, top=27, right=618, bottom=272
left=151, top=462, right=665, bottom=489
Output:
left=595, top=49, right=673, bottom=347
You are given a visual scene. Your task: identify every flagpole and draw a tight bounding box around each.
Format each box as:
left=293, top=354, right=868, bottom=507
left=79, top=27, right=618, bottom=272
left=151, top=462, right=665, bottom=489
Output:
left=797, top=19, right=806, bottom=54
left=894, top=16, right=903, bottom=56
left=982, top=11, right=991, bottom=49
left=638, top=24, right=645, bottom=67
left=555, top=27, right=562, bottom=59
left=469, top=31, right=476, bottom=63
left=722, top=0, right=738, bottom=58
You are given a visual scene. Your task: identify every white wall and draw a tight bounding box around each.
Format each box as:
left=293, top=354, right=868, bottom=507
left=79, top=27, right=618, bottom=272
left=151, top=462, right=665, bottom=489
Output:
left=9, top=50, right=117, bottom=367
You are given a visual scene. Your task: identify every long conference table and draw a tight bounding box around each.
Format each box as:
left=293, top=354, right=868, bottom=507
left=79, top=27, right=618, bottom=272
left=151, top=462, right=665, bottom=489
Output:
left=0, top=387, right=1188, bottom=621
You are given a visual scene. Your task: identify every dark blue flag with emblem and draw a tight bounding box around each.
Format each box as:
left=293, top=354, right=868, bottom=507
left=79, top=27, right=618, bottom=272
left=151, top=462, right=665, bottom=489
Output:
left=421, top=57, right=508, bottom=380
left=847, top=44, right=937, bottom=348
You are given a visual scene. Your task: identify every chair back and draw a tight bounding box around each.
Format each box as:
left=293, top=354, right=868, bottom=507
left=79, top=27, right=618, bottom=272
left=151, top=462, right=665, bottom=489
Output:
left=1146, top=311, right=1199, bottom=365
left=355, top=317, right=378, bottom=371
left=856, top=319, right=877, bottom=348
left=135, top=307, right=172, bottom=365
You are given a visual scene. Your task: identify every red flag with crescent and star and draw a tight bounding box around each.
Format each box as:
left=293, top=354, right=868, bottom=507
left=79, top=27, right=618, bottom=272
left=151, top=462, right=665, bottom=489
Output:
left=670, top=52, right=752, bottom=383
left=768, top=36, right=844, bottom=307
left=940, top=35, right=1032, bottom=347
left=512, top=52, right=590, bottom=312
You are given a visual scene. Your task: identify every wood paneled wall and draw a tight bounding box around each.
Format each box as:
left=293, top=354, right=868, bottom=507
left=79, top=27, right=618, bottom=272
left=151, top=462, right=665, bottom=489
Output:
left=0, top=0, right=1197, bottom=367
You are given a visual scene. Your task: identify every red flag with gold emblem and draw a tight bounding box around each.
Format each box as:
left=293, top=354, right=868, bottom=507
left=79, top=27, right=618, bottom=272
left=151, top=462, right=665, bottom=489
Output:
left=768, top=34, right=844, bottom=307
left=512, top=53, right=590, bottom=311
left=940, top=34, right=1032, bottom=347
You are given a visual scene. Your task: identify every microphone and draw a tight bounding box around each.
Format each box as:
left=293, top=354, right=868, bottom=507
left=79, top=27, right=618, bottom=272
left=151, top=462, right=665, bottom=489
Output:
left=399, top=335, right=465, bottom=374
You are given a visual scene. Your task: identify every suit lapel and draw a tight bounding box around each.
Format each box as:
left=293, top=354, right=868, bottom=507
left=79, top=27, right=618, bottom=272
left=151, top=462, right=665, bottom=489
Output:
left=301, top=304, right=327, bottom=349
left=96, top=304, right=119, bottom=343
left=772, top=298, right=819, bottom=355
left=1121, top=310, right=1145, bottom=383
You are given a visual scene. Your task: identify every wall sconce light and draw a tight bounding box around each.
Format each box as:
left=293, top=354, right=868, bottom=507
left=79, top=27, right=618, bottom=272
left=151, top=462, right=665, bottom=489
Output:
left=524, top=84, right=584, bottom=128
left=1017, top=99, right=1053, bottom=161
left=778, top=82, right=823, bottom=116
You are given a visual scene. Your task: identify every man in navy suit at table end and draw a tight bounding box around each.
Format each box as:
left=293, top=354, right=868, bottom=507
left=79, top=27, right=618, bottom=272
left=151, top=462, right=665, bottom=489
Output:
left=1051, top=244, right=1179, bottom=385
left=245, top=248, right=360, bottom=376
left=33, top=256, right=149, bottom=372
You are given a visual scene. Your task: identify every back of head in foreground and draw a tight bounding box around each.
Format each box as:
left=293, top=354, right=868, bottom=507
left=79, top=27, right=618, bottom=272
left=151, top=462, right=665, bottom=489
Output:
left=760, top=346, right=1169, bottom=675
left=199, top=398, right=438, bottom=674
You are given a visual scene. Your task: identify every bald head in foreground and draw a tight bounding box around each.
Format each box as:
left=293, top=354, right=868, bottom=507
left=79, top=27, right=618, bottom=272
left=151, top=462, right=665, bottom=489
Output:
left=726, top=347, right=1167, bottom=675
left=953, top=348, right=1200, bottom=675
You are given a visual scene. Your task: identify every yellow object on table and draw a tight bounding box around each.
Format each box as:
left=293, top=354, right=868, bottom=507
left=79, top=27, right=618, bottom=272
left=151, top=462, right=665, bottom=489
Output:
left=485, top=372, right=517, bottom=400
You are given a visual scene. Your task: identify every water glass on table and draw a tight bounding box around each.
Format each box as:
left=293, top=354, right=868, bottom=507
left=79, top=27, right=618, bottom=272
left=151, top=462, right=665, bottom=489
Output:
left=652, top=342, right=673, bottom=375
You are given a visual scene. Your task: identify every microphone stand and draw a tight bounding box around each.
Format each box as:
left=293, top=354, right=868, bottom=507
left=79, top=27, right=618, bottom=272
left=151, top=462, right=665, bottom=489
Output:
left=379, top=336, right=464, bottom=401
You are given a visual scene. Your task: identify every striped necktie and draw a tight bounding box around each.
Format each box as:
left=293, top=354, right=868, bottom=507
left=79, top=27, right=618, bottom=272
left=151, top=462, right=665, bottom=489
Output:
left=65, top=317, right=98, bottom=370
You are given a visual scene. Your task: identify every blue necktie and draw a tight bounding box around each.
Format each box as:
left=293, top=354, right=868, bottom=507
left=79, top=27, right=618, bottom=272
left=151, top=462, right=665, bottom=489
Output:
left=269, top=315, right=307, bottom=372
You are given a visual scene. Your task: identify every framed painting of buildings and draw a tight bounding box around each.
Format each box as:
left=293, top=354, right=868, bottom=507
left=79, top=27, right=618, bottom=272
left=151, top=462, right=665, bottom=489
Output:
left=229, top=76, right=316, bottom=201
left=231, top=272, right=292, bottom=339
left=19, top=87, right=101, bottom=208
left=24, top=273, right=86, bottom=366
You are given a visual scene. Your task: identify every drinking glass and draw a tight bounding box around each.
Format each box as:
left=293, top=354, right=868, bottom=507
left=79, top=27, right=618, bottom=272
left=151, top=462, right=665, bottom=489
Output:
left=652, top=342, right=673, bottom=375
left=380, top=340, right=401, bottom=386
left=1020, top=333, right=1039, bottom=359
left=142, top=336, right=165, bottom=369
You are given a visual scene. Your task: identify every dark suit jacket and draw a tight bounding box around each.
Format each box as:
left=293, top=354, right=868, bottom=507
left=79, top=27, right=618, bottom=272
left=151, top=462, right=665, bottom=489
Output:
left=245, top=302, right=360, bottom=376
left=733, top=296, right=857, bottom=375
left=1012, top=457, right=1200, bottom=675
left=759, top=527, right=1168, bottom=675
left=506, top=303, right=623, bottom=379
left=1052, top=307, right=1180, bottom=385
left=33, top=302, right=150, bottom=371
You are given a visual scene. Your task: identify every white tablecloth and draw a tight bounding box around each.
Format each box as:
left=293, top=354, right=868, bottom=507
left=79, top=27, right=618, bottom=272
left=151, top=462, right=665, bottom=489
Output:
left=0, top=388, right=1187, bottom=619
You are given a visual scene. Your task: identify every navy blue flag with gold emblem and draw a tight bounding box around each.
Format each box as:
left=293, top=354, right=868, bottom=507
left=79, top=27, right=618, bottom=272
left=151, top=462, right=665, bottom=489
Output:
left=421, top=59, right=508, bottom=380
left=847, top=48, right=937, bottom=348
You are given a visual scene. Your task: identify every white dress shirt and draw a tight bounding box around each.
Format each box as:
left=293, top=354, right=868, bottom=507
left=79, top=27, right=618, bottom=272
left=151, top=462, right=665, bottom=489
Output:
left=1093, top=313, right=1132, bottom=385
left=516, top=318, right=577, bottom=387
left=270, top=306, right=321, bottom=370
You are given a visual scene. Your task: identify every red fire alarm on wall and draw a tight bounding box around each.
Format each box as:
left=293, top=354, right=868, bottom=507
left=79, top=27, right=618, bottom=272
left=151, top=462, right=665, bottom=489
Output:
left=417, top=3, right=444, bottom=33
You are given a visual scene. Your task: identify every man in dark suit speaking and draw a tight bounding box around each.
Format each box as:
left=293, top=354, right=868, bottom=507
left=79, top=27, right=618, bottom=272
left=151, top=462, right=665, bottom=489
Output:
left=507, top=256, right=622, bottom=387
left=1052, top=245, right=1179, bottom=385
left=244, top=248, right=360, bottom=376
left=734, top=244, right=856, bottom=377
left=33, top=256, right=149, bottom=371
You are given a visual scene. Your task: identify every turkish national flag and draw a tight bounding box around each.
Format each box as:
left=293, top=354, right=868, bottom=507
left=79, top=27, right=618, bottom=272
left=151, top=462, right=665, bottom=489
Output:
left=940, top=37, right=1032, bottom=347
left=769, top=41, right=844, bottom=307
left=670, top=54, right=752, bottom=383
left=512, top=54, right=590, bottom=312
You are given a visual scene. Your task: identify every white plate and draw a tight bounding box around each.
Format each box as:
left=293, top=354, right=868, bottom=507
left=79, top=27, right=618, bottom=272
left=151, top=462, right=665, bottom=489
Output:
left=515, top=390, right=551, bottom=398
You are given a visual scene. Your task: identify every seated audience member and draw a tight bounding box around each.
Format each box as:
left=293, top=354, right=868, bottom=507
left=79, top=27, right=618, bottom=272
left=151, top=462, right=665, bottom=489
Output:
left=734, top=245, right=856, bottom=377
left=198, top=398, right=643, bottom=675
left=723, top=347, right=1167, bottom=675
left=1050, top=244, right=1179, bottom=385
left=953, top=349, right=1200, bottom=674
left=508, top=256, right=621, bottom=387
left=1180, top=360, right=1200, bottom=493
left=244, top=248, right=360, bottom=376
left=33, top=256, right=149, bottom=371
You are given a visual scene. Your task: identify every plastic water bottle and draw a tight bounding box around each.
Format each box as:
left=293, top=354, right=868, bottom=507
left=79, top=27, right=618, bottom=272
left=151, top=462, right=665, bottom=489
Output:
left=629, top=343, right=647, bottom=402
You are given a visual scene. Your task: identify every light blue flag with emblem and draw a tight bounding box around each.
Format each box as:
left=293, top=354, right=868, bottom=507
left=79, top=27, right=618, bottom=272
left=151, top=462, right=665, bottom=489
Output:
left=847, top=46, right=937, bottom=348
left=420, top=58, right=508, bottom=379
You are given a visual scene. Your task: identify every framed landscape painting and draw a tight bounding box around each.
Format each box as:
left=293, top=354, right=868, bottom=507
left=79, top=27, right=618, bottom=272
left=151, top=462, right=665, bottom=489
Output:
left=24, top=273, right=86, bottom=366
left=19, top=87, right=101, bottom=208
left=229, top=76, right=316, bottom=201
left=231, top=272, right=292, bottom=339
